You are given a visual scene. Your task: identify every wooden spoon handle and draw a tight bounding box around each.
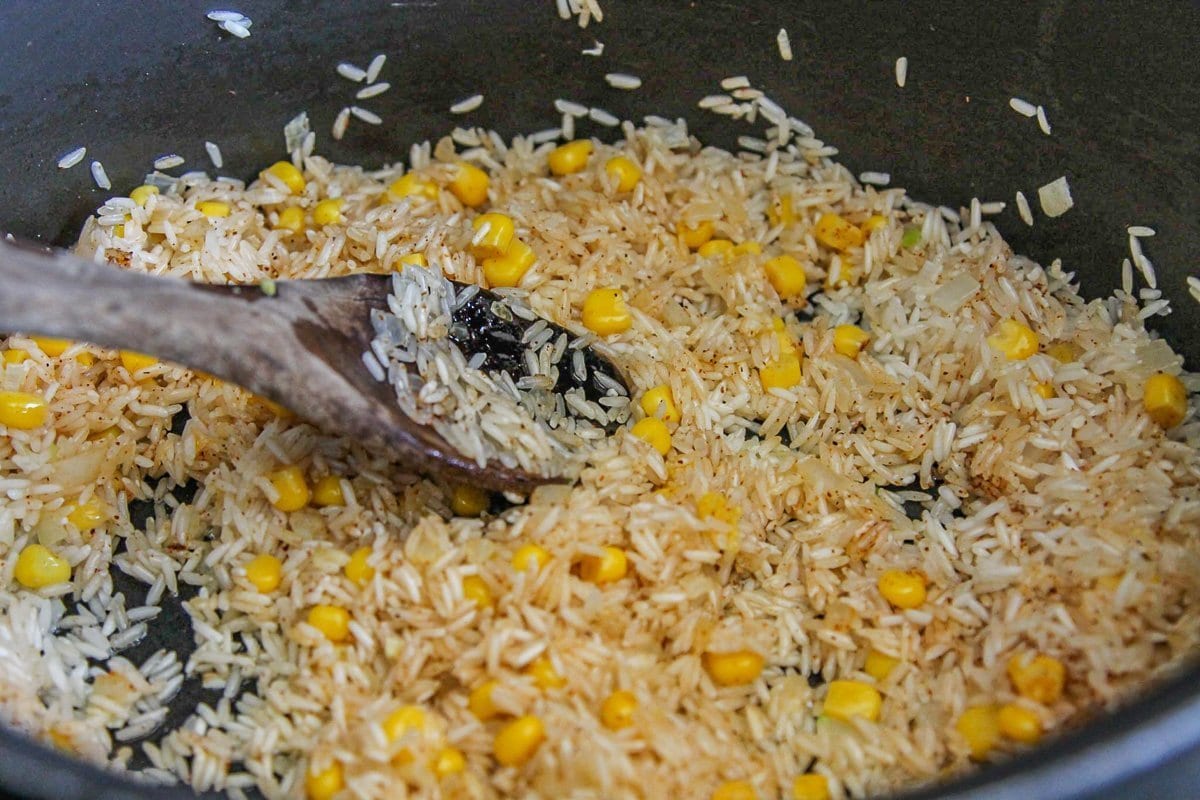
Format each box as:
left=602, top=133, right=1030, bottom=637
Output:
left=0, top=238, right=275, bottom=378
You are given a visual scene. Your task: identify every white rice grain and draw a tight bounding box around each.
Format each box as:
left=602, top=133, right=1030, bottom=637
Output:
left=337, top=62, right=367, bottom=82
left=777, top=28, right=793, bottom=61
left=350, top=106, right=382, bottom=125
left=332, top=107, right=351, bottom=140
left=365, top=54, right=387, bottom=83
left=555, top=99, right=589, bottom=117
left=1016, top=191, right=1033, bottom=226
left=356, top=82, right=391, bottom=100
left=222, top=19, right=251, bottom=38
left=895, top=56, right=908, bottom=88
left=588, top=107, right=620, bottom=127
left=605, top=73, right=642, bottom=90
left=1127, top=225, right=1155, bottom=238
left=57, top=146, right=87, bottom=169
left=1036, top=105, right=1052, bottom=135
left=450, top=95, right=484, bottom=115
left=699, top=94, right=732, bottom=109
left=153, top=155, right=185, bottom=170
left=859, top=171, right=891, bottom=186
left=90, top=160, right=111, bottom=190
left=1009, top=97, right=1037, bottom=117
left=204, top=141, right=223, bottom=170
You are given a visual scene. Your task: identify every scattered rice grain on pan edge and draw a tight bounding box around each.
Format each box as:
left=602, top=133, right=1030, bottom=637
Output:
left=1, top=104, right=1198, bottom=800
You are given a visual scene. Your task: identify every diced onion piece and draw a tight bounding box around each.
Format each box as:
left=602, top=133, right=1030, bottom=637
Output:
left=1037, top=176, right=1074, bottom=218
left=931, top=274, right=981, bottom=313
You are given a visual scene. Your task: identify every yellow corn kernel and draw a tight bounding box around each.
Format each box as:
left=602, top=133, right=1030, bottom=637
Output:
left=814, top=212, right=865, bottom=251
left=578, top=546, right=628, bottom=584
left=383, top=705, right=426, bottom=743
left=697, top=492, right=741, bottom=526
left=640, top=385, right=680, bottom=423
left=997, top=703, right=1042, bottom=744
left=760, top=356, right=802, bottom=391
left=119, top=351, right=158, bottom=373
left=312, top=475, right=345, bottom=507
left=462, top=574, right=493, bottom=609
left=956, top=705, right=1000, bottom=760
left=600, top=690, right=637, bottom=730
left=832, top=324, right=870, bottom=359
left=66, top=499, right=107, bottom=531
left=196, top=200, right=231, bottom=218
left=769, top=194, right=796, bottom=226
left=389, top=172, right=440, bottom=202
left=450, top=484, right=490, bottom=517
left=764, top=255, right=807, bottom=299
left=470, top=212, right=515, bottom=260
left=307, top=604, right=351, bottom=642
left=512, top=544, right=550, bottom=572
left=1007, top=653, right=1066, bottom=704
left=268, top=466, right=310, bottom=512
left=493, top=714, right=545, bottom=767
left=524, top=656, right=566, bottom=690
left=825, top=254, right=856, bottom=290
left=129, top=184, right=159, bottom=207
left=450, top=163, right=489, bottom=207
left=263, top=161, right=306, bottom=194
left=112, top=223, right=126, bottom=238
left=987, top=319, right=1039, bottom=360
left=703, top=649, right=765, bottom=687
left=698, top=238, right=735, bottom=259
left=822, top=680, right=882, bottom=722
left=581, top=287, right=632, bottom=336
left=482, top=238, right=536, bottom=288
left=275, top=206, right=305, bottom=233
left=245, top=553, right=283, bottom=593
left=13, top=544, right=71, bottom=589
left=678, top=220, right=715, bottom=250
left=760, top=329, right=802, bottom=391
left=30, top=336, right=71, bottom=357
left=877, top=569, right=927, bottom=609
left=305, top=761, right=344, bottom=800
left=548, top=140, right=593, bottom=176
left=1044, top=341, right=1081, bottom=363
left=2, top=348, right=29, bottom=364
left=344, top=546, right=375, bottom=586
left=431, top=746, right=466, bottom=777
left=631, top=417, right=671, bottom=455
left=1144, top=373, right=1187, bottom=429
left=399, top=251, right=427, bottom=267
left=792, top=774, right=831, bottom=800
left=861, top=214, right=888, bottom=234
left=734, top=241, right=762, bottom=256
left=864, top=650, right=900, bottom=681
left=0, top=391, right=48, bottom=429
left=605, top=156, right=642, bottom=192
left=712, top=780, right=757, bottom=800
left=1033, top=381, right=1056, bottom=399
left=73, top=351, right=95, bottom=367
left=312, top=198, right=343, bottom=226
left=468, top=680, right=501, bottom=720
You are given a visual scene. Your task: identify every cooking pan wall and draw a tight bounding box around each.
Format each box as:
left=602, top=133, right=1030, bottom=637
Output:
left=0, top=1, right=1197, bottom=799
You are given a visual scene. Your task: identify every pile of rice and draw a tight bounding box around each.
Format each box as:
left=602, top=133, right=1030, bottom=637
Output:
left=1, top=114, right=1198, bottom=800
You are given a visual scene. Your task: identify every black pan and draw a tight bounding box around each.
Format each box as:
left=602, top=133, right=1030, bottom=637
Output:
left=0, top=1, right=1196, bottom=798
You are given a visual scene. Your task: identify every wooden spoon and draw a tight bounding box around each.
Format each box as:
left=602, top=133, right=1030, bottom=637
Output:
left=0, top=239, right=626, bottom=492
